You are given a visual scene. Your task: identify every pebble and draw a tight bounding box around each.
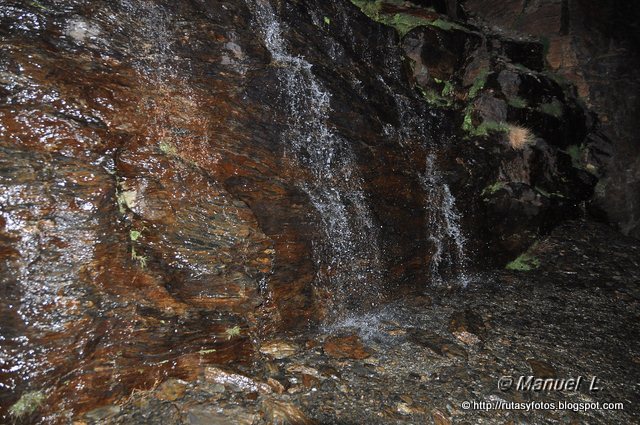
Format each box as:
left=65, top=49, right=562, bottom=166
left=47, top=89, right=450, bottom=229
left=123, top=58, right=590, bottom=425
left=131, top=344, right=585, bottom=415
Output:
left=260, top=340, right=299, bottom=359
left=267, top=377, right=285, bottom=394
left=156, top=379, right=188, bottom=401
left=204, top=367, right=272, bottom=394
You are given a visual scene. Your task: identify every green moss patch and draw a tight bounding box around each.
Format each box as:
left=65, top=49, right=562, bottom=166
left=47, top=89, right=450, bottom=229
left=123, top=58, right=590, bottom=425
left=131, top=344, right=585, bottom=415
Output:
left=462, top=107, right=474, bottom=132
left=475, top=120, right=509, bottom=136
left=507, top=96, right=527, bottom=108
left=435, top=78, right=454, bottom=97
left=505, top=252, right=540, bottom=271
left=468, top=69, right=489, bottom=99
left=482, top=181, right=507, bottom=196
left=538, top=99, right=563, bottom=118
left=564, top=144, right=598, bottom=175
left=565, top=144, right=583, bottom=168
left=131, top=246, right=148, bottom=269
left=159, top=140, right=177, bottom=156
left=419, top=86, right=453, bottom=108
left=9, top=391, right=45, bottom=418
left=225, top=326, right=241, bottom=340
left=350, top=0, right=466, bottom=37
left=463, top=115, right=509, bottom=137
left=426, top=18, right=467, bottom=32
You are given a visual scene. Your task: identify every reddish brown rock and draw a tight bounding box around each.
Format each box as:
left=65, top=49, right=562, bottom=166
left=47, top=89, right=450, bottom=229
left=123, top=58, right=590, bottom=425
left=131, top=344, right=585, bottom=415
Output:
left=301, top=374, right=320, bottom=389
left=155, top=379, right=187, bottom=402
left=323, top=335, right=372, bottom=360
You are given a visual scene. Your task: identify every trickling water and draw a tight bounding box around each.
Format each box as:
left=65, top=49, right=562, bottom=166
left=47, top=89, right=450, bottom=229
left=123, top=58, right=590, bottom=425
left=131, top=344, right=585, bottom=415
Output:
left=250, top=0, right=469, bottom=311
left=249, top=0, right=384, bottom=317
left=380, top=81, right=469, bottom=285
left=120, top=0, right=175, bottom=77
left=421, top=155, right=469, bottom=285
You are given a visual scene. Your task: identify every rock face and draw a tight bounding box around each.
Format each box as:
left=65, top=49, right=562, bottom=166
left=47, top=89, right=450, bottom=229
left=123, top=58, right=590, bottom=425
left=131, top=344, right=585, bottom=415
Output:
left=323, top=334, right=371, bottom=359
left=357, top=0, right=599, bottom=261
left=461, top=0, right=640, bottom=238
left=0, top=0, right=440, bottom=420
left=0, top=0, right=606, bottom=421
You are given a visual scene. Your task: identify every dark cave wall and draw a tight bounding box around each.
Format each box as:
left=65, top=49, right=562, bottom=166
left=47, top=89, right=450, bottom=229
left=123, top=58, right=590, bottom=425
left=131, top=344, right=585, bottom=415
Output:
left=461, top=0, right=640, bottom=238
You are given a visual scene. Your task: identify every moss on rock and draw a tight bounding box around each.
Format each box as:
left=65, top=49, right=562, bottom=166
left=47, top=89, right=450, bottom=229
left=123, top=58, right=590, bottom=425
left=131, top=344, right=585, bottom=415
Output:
left=350, top=0, right=466, bottom=37
left=505, top=252, right=540, bottom=271
left=9, top=391, right=45, bottom=418
left=538, top=99, right=563, bottom=118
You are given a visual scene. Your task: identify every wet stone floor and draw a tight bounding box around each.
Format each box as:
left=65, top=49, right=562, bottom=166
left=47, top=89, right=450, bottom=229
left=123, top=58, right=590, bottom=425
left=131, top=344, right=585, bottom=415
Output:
left=76, top=221, right=640, bottom=424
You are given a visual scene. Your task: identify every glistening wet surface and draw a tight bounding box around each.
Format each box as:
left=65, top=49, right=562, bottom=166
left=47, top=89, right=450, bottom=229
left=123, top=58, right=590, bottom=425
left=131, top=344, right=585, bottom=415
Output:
left=1, top=0, right=637, bottom=423
left=0, top=3, right=457, bottom=420
left=82, top=220, right=639, bottom=424
left=1, top=1, right=270, bottom=420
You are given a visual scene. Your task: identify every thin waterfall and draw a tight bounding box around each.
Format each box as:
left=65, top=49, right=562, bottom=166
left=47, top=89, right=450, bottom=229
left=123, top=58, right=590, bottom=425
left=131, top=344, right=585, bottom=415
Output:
left=249, top=0, right=468, bottom=310
left=382, top=83, right=469, bottom=285
left=249, top=0, right=384, bottom=317
left=420, top=155, right=469, bottom=285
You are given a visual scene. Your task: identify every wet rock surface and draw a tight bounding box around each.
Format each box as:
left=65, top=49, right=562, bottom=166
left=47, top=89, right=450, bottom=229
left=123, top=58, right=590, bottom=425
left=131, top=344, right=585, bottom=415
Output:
left=94, top=220, right=638, bottom=424
left=0, top=0, right=636, bottom=423
left=462, top=0, right=640, bottom=239
left=386, top=0, right=600, bottom=259
left=0, top=0, right=436, bottom=420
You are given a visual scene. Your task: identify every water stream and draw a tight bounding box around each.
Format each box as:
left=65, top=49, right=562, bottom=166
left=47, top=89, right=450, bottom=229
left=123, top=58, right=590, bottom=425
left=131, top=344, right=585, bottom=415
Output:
left=249, top=0, right=469, bottom=322
left=380, top=78, right=469, bottom=286
left=421, top=154, right=469, bottom=285
left=250, top=0, right=385, bottom=318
